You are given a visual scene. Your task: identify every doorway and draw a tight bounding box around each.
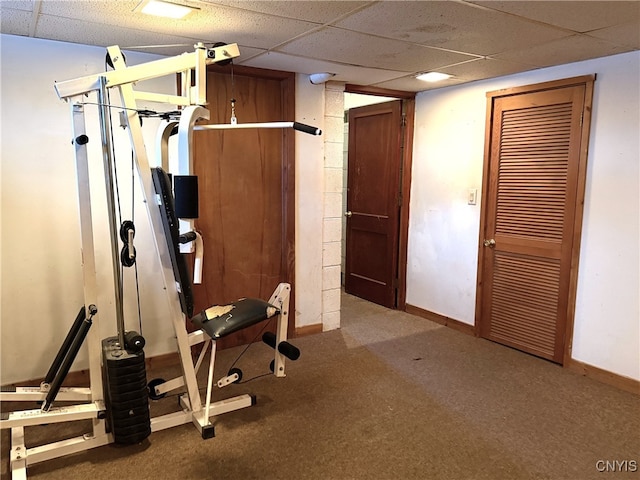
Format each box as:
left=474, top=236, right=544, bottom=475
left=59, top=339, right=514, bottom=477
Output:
left=342, top=87, right=415, bottom=310
left=476, top=75, right=595, bottom=364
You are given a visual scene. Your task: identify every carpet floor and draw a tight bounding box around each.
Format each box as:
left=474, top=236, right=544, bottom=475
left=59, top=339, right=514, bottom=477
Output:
left=2, top=292, right=639, bottom=479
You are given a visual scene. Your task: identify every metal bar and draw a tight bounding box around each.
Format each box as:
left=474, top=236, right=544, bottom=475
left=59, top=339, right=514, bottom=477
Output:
left=97, top=77, right=126, bottom=347
left=201, top=395, right=254, bottom=419
left=133, top=90, right=192, bottom=106
left=194, top=121, right=322, bottom=135
left=268, top=283, right=291, bottom=378
left=42, top=306, right=85, bottom=385
left=41, top=316, right=93, bottom=412
left=203, top=340, right=217, bottom=426
left=25, top=432, right=112, bottom=467
left=108, top=49, right=203, bottom=415
left=69, top=98, right=106, bottom=437
left=10, top=427, right=26, bottom=480
left=155, top=120, right=179, bottom=173
left=150, top=410, right=192, bottom=432
left=193, top=339, right=210, bottom=374
left=54, top=44, right=240, bottom=99
left=42, top=318, right=91, bottom=412
left=188, top=329, right=207, bottom=346
left=0, top=387, right=91, bottom=402
left=177, top=106, right=209, bottom=254
left=1, top=402, right=106, bottom=429
left=195, top=122, right=294, bottom=130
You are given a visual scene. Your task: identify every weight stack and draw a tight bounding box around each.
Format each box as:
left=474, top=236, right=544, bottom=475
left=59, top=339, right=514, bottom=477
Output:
left=102, top=337, right=151, bottom=444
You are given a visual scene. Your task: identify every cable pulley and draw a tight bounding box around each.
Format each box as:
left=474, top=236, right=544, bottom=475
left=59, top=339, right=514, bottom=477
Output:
left=119, top=220, right=136, bottom=267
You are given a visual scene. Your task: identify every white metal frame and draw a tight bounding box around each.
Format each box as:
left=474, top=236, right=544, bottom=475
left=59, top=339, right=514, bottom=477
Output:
left=1, top=42, right=299, bottom=479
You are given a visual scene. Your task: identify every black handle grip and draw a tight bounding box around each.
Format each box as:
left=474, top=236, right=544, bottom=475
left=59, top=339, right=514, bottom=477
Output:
left=178, top=231, right=197, bottom=244
left=293, top=122, right=322, bottom=136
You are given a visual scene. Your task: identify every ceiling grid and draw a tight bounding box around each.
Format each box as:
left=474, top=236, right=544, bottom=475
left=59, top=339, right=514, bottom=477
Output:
left=1, top=0, right=638, bottom=91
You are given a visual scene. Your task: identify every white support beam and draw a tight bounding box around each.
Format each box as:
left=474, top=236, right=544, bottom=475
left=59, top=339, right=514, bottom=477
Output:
left=134, top=90, right=193, bottom=106
left=54, top=43, right=239, bottom=100
left=0, top=387, right=91, bottom=403
left=108, top=47, right=204, bottom=416
left=10, top=427, right=26, bottom=480
left=1, top=402, right=106, bottom=429
left=25, top=432, right=113, bottom=467
left=269, top=283, right=291, bottom=377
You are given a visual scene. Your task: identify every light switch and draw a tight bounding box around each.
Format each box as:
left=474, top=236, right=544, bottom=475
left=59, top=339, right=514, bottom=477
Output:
left=468, top=188, right=477, bottom=205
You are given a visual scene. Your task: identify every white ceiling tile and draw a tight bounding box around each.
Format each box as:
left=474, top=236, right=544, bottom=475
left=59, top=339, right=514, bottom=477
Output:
left=0, top=1, right=34, bottom=12
left=589, top=21, right=640, bottom=49
left=178, top=10, right=317, bottom=50
left=233, top=45, right=268, bottom=61
left=277, top=26, right=478, bottom=72
left=440, top=57, right=541, bottom=82
left=37, top=1, right=320, bottom=50
left=1, top=0, right=637, bottom=92
left=0, top=7, right=32, bottom=36
left=471, top=1, right=640, bottom=33
left=492, top=34, right=633, bottom=67
left=33, top=15, right=201, bottom=53
left=334, top=0, right=570, bottom=56
left=204, top=0, right=372, bottom=23
left=38, top=0, right=140, bottom=22
left=239, top=51, right=409, bottom=84
left=373, top=75, right=466, bottom=92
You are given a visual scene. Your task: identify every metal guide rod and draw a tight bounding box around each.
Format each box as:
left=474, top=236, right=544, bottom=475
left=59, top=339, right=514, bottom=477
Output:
left=97, top=76, right=126, bottom=347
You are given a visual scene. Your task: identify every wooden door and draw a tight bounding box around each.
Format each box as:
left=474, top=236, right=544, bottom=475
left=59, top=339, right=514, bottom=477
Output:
left=345, top=100, right=403, bottom=308
left=477, top=77, right=594, bottom=364
left=192, top=66, right=295, bottom=349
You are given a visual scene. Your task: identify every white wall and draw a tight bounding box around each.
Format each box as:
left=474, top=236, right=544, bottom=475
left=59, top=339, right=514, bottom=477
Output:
left=294, top=75, right=324, bottom=329
left=407, top=51, right=640, bottom=381
left=1, top=35, right=180, bottom=385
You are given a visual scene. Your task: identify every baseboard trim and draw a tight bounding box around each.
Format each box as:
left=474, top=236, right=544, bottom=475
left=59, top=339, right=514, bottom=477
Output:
left=566, top=359, right=640, bottom=395
left=403, top=305, right=639, bottom=396
left=405, top=304, right=476, bottom=336
left=4, top=326, right=323, bottom=389
left=3, top=352, right=184, bottom=389
left=295, top=323, right=323, bottom=337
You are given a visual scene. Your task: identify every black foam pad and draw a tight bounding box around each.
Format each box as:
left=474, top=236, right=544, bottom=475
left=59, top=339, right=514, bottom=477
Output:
left=151, top=167, right=194, bottom=318
left=174, top=175, right=199, bottom=219
left=191, top=298, right=279, bottom=339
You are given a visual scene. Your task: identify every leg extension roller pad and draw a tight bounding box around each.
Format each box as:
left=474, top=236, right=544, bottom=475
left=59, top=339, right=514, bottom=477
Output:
left=262, top=332, right=301, bottom=361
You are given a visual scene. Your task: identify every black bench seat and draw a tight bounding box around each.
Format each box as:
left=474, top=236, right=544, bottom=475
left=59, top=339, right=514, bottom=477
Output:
left=191, top=298, right=279, bottom=339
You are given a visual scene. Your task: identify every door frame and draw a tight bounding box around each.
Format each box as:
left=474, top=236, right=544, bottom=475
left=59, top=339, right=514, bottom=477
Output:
left=344, top=84, right=415, bottom=309
left=474, top=75, right=595, bottom=365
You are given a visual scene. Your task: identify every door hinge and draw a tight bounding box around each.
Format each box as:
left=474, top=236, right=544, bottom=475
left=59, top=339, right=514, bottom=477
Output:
left=580, top=111, right=583, bottom=127
left=401, top=113, right=407, bottom=127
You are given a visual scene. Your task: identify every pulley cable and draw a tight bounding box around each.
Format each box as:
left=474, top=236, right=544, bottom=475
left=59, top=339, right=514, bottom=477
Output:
left=130, top=149, right=143, bottom=336
left=228, top=316, right=274, bottom=372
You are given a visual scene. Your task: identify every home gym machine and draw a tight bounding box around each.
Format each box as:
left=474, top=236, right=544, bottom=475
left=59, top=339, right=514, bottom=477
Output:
left=0, top=42, right=321, bottom=479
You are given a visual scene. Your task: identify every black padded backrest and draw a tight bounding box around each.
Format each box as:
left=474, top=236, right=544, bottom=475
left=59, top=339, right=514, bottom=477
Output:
left=151, top=167, right=194, bottom=318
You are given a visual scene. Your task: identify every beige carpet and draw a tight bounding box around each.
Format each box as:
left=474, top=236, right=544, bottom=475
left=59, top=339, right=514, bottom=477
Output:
left=2, top=292, right=639, bottom=479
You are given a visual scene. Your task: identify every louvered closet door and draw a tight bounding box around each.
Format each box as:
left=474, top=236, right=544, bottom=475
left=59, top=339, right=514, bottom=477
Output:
left=479, top=85, right=586, bottom=363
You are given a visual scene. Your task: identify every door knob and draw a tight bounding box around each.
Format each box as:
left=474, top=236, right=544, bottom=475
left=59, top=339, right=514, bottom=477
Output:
left=483, top=239, right=496, bottom=248
left=345, top=211, right=353, bottom=218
